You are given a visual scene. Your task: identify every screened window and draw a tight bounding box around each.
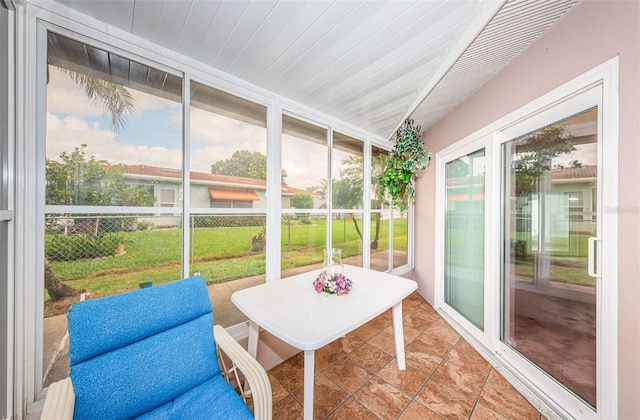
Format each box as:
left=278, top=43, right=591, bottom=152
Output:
left=281, top=115, right=328, bottom=275
left=188, top=80, right=268, bottom=327
left=159, top=189, right=176, bottom=207
left=44, top=32, right=183, bottom=387
left=189, top=81, right=267, bottom=209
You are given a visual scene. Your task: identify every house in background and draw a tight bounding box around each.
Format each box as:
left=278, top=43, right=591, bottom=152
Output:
left=1, top=1, right=638, bottom=419
left=124, top=164, right=321, bottom=211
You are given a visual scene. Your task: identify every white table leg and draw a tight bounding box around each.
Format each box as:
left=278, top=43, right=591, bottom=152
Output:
left=247, top=320, right=259, bottom=358
left=392, top=301, right=406, bottom=370
left=303, top=350, right=315, bottom=420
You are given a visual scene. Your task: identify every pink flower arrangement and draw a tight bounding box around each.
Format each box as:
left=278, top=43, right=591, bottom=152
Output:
left=313, top=271, right=353, bottom=295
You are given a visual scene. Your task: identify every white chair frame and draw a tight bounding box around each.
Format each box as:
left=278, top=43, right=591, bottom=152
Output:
left=41, top=325, right=272, bottom=420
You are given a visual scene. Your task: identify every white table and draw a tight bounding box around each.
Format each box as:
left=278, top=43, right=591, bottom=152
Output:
left=231, top=265, right=418, bottom=420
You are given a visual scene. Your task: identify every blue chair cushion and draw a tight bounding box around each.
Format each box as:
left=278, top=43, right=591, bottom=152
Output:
left=67, top=276, right=226, bottom=420
left=68, top=276, right=213, bottom=363
left=135, top=374, right=254, bottom=420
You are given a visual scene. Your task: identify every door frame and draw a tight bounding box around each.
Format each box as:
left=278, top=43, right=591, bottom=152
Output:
left=435, top=57, right=618, bottom=419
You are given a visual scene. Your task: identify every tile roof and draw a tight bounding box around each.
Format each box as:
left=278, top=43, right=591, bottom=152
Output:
left=124, top=165, right=316, bottom=196
left=551, top=165, right=597, bottom=180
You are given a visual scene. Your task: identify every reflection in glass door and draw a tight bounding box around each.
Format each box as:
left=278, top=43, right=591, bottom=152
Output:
left=445, top=149, right=485, bottom=329
left=502, top=108, right=598, bottom=408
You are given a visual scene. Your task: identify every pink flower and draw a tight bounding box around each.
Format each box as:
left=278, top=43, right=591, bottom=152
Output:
left=313, top=271, right=352, bottom=295
left=314, top=280, right=324, bottom=293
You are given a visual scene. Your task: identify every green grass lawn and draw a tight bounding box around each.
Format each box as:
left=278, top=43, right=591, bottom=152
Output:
left=512, top=258, right=594, bottom=287
left=46, top=217, right=408, bottom=312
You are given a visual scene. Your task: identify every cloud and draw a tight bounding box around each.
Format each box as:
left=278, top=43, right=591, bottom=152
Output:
left=46, top=66, right=336, bottom=190
left=189, top=107, right=267, bottom=172
left=47, top=67, right=104, bottom=117
left=282, top=134, right=327, bottom=190
left=46, top=113, right=181, bottom=169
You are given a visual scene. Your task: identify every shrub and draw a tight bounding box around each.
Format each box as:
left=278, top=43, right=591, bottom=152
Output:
left=513, top=240, right=528, bottom=259
left=192, top=215, right=265, bottom=228
left=250, top=227, right=266, bottom=252
left=45, top=232, right=124, bottom=261
left=137, top=221, right=154, bottom=231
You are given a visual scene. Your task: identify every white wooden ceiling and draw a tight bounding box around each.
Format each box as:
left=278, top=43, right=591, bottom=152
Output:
left=41, top=0, right=579, bottom=141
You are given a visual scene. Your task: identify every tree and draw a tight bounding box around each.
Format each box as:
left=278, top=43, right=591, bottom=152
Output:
left=211, top=150, right=288, bottom=184
left=290, top=193, right=314, bottom=209
left=446, top=159, right=470, bottom=178
left=511, top=125, right=577, bottom=281
left=46, top=145, right=155, bottom=207
left=314, top=154, right=387, bottom=249
left=513, top=125, right=576, bottom=196
left=46, top=64, right=136, bottom=300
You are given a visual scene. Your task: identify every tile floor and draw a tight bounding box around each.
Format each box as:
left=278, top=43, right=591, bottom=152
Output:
left=266, top=292, right=543, bottom=420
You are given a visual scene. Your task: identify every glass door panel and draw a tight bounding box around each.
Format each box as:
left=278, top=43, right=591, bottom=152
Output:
left=502, top=108, right=598, bottom=408
left=445, top=149, right=485, bottom=330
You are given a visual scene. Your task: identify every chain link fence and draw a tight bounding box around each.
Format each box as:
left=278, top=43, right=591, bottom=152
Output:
left=45, top=214, right=267, bottom=263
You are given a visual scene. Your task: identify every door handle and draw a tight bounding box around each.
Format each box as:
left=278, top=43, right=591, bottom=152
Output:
left=588, top=237, right=599, bottom=278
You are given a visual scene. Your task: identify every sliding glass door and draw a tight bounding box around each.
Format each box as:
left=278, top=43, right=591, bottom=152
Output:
left=438, top=73, right=617, bottom=418
left=444, top=149, right=486, bottom=330
left=502, top=107, right=599, bottom=410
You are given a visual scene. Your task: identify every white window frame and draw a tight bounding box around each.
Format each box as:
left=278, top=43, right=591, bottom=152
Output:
left=16, top=6, right=402, bottom=416
left=1, top=4, right=16, bottom=418
left=435, top=134, right=496, bottom=350
left=434, top=58, right=619, bottom=419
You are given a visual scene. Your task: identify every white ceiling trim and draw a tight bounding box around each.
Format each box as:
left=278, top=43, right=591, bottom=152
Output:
left=411, top=0, right=580, bottom=133
left=30, top=0, right=580, bottom=144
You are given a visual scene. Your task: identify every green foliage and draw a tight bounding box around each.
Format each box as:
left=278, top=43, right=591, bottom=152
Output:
left=137, top=221, right=154, bottom=231
left=298, top=216, right=313, bottom=225
left=45, top=218, right=410, bottom=316
left=513, top=125, right=576, bottom=196
left=379, top=119, right=432, bottom=210
left=290, top=193, right=314, bottom=209
left=211, top=150, right=267, bottom=179
left=250, top=226, right=267, bottom=252
left=192, top=215, right=265, bottom=228
left=45, top=145, right=155, bottom=207
left=45, top=232, right=124, bottom=261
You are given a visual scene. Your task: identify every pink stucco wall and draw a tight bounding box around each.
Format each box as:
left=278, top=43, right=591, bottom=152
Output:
left=414, top=0, right=639, bottom=417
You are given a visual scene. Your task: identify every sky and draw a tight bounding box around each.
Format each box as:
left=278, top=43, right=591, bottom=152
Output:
left=46, top=66, right=334, bottom=191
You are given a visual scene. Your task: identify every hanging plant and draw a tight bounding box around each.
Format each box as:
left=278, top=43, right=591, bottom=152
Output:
left=379, top=119, right=432, bottom=211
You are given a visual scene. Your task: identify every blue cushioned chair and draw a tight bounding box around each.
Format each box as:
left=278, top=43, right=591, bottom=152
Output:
left=41, top=276, right=272, bottom=420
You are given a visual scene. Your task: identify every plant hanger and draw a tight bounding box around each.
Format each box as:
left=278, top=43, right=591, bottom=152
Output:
left=379, top=119, right=432, bottom=211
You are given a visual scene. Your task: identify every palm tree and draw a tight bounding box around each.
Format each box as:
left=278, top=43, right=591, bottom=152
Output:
left=60, top=69, right=135, bottom=132
left=44, top=66, right=135, bottom=300
left=324, top=154, right=387, bottom=249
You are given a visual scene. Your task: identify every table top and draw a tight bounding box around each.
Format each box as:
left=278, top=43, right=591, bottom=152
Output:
left=231, top=265, right=418, bottom=350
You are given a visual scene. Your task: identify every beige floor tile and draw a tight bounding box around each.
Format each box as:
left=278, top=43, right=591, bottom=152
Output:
left=268, top=373, right=289, bottom=405
left=367, top=330, right=397, bottom=355
left=377, top=360, right=430, bottom=397
left=470, top=403, right=510, bottom=420
left=445, top=340, right=491, bottom=378
left=478, top=377, right=540, bottom=420
left=354, top=376, right=411, bottom=419
left=415, top=380, right=475, bottom=420
left=272, top=394, right=303, bottom=420
left=325, top=398, right=378, bottom=420
left=431, top=360, right=486, bottom=401
left=292, top=374, right=349, bottom=420
left=399, top=401, right=445, bottom=419
left=265, top=291, right=542, bottom=420
left=323, top=356, right=373, bottom=394
left=350, top=342, right=393, bottom=374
